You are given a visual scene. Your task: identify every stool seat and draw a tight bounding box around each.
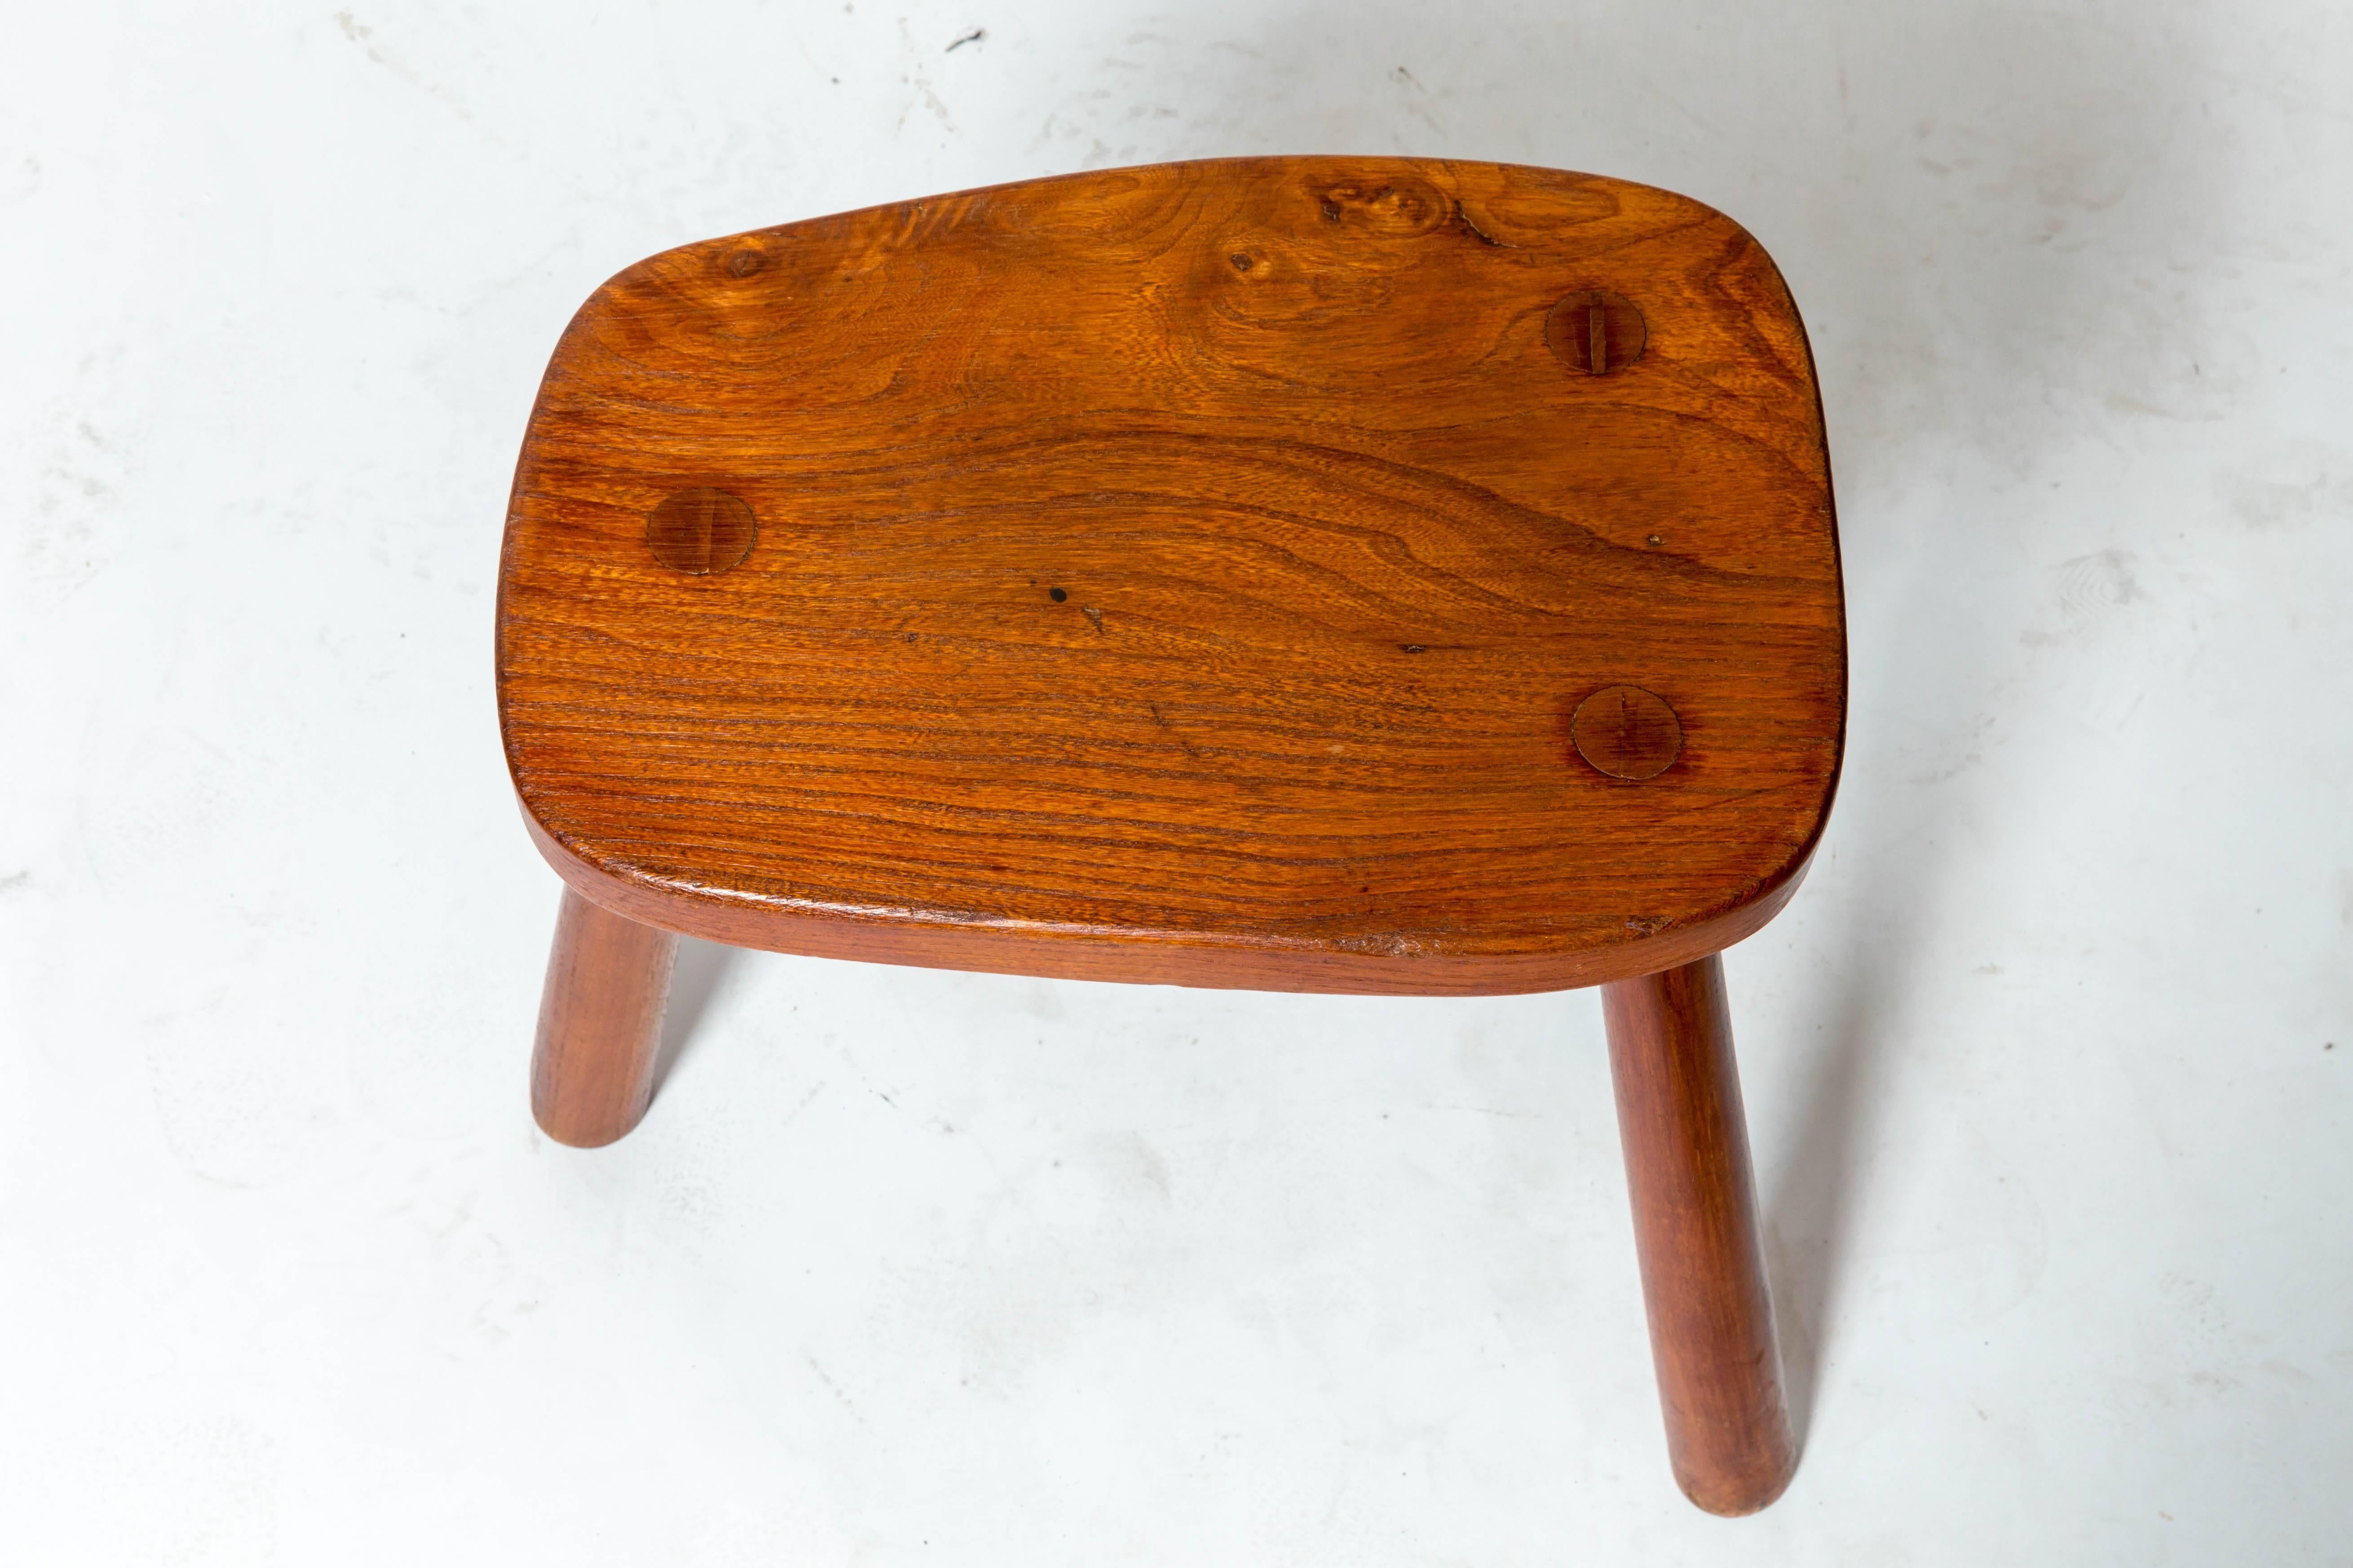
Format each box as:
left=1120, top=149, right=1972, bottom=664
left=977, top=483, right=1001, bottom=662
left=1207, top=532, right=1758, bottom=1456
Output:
left=497, top=156, right=1843, bottom=996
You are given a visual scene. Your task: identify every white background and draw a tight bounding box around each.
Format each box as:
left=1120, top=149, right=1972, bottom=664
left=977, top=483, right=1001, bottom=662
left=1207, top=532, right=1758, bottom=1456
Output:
left=5, top=2, right=2350, bottom=1562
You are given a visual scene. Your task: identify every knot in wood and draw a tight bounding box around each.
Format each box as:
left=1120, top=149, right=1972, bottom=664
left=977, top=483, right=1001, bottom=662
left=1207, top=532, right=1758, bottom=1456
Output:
left=1312, top=176, right=1448, bottom=235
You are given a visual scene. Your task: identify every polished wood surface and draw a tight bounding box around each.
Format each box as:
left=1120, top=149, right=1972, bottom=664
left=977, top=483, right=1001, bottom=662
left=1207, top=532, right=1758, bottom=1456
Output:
left=498, top=156, right=1843, bottom=995
left=506, top=159, right=1841, bottom=1515
left=1603, top=955, right=1796, bottom=1515
left=530, top=886, right=679, bottom=1147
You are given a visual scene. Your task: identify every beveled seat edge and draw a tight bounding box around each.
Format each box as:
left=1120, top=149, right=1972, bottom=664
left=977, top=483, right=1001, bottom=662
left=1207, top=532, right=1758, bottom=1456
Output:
left=519, top=801, right=1823, bottom=997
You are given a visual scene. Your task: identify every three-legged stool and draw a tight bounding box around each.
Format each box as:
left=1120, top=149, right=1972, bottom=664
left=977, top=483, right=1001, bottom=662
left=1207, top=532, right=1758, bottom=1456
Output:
left=497, top=157, right=1844, bottom=1514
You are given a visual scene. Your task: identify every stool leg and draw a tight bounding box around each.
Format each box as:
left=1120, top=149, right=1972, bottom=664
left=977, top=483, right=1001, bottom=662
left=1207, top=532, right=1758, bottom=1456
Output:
left=530, top=886, right=679, bottom=1148
left=1602, top=953, right=1796, bottom=1515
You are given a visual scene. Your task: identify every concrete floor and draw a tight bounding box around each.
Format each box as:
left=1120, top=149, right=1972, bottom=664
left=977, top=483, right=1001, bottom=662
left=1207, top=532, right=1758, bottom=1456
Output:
left=5, top=2, right=2350, bottom=1561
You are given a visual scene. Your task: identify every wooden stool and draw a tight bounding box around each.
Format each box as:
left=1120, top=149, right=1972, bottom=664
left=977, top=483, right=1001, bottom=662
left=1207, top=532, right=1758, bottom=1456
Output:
left=497, top=157, right=1842, bottom=1516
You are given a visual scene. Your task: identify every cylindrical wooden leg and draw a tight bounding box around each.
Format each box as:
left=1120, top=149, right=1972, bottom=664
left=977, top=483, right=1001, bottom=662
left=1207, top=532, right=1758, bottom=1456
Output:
left=1602, top=953, right=1796, bottom=1515
left=530, top=886, right=680, bottom=1148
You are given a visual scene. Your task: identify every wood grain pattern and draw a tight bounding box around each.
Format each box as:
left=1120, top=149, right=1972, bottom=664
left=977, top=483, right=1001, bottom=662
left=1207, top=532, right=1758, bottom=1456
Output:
left=1603, top=955, right=1796, bottom=1514
left=530, top=886, right=678, bottom=1147
left=498, top=156, right=1844, bottom=995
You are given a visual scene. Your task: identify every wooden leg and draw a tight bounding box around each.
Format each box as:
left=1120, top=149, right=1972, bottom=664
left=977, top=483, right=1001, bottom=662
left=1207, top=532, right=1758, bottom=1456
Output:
left=530, top=886, right=680, bottom=1148
left=1602, top=953, right=1797, bottom=1515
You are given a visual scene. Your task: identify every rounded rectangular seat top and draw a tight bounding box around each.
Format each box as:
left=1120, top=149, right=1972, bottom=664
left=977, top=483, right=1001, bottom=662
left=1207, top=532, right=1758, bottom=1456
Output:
left=497, top=156, right=1844, bottom=995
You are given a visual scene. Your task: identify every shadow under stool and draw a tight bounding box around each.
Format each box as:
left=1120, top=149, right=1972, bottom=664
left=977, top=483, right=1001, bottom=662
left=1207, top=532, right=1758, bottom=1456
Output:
left=496, top=156, right=1845, bottom=1516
